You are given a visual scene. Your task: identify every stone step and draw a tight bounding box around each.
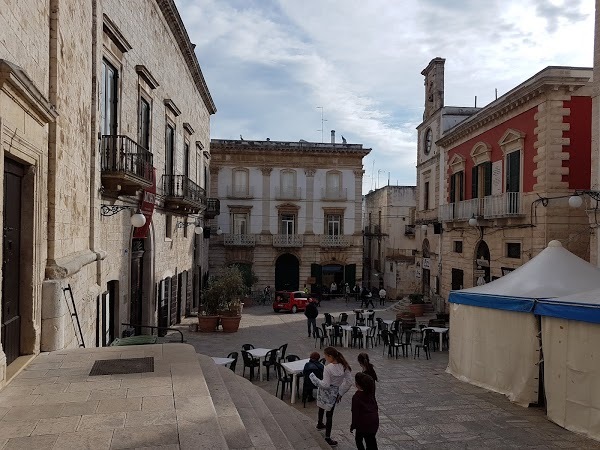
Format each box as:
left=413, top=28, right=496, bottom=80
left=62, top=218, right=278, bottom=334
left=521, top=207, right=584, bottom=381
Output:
left=197, top=354, right=255, bottom=449
left=214, top=358, right=328, bottom=449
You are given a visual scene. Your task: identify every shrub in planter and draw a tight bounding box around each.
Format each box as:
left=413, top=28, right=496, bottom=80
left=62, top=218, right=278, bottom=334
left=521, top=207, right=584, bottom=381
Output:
left=408, top=293, right=425, bottom=317
left=202, top=266, right=246, bottom=333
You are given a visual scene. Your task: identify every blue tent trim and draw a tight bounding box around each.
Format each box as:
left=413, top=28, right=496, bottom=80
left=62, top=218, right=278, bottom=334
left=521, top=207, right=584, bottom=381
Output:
left=534, top=301, right=600, bottom=324
left=448, top=291, right=535, bottom=312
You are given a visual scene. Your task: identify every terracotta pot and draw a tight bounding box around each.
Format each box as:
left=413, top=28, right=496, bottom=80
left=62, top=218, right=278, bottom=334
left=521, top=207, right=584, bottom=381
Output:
left=408, top=304, right=425, bottom=317
left=396, top=311, right=416, bottom=320
left=220, top=316, right=241, bottom=333
left=197, top=315, right=219, bottom=332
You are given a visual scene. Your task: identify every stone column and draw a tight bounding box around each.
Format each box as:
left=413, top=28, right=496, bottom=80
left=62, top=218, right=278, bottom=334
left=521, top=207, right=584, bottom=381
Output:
left=353, top=169, right=364, bottom=235
left=304, top=169, right=316, bottom=234
left=261, top=167, right=272, bottom=234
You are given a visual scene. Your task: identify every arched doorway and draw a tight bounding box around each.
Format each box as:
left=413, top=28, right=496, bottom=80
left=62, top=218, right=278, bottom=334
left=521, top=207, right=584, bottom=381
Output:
left=421, top=239, right=431, bottom=296
left=474, top=240, right=491, bottom=286
left=275, top=253, right=299, bottom=291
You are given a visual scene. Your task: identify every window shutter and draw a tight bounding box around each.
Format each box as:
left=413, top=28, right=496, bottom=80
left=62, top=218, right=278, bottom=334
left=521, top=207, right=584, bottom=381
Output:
left=484, top=161, right=492, bottom=196
left=507, top=151, right=520, bottom=192
left=471, top=166, right=478, bottom=198
left=458, top=171, right=464, bottom=201
left=449, top=174, right=456, bottom=203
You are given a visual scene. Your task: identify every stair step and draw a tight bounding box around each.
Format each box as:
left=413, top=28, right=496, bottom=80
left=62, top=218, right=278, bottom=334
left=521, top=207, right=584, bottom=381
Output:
left=197, top=355, right=254, bottom=449
left=255, top=387, right=330, bottom=449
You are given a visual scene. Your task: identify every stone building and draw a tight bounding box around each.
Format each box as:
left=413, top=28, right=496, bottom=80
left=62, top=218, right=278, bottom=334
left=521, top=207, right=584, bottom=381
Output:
left=437, top=66, right=592, bottom=302
left=0, top=0, right=215, bottom=388
left=363, top=185, right=418, bottom=298
left=415, top=58, right=479, bottom=309
left=590, top=0, right=600, bottom=265
left=208, top=135, right=369, bottom=296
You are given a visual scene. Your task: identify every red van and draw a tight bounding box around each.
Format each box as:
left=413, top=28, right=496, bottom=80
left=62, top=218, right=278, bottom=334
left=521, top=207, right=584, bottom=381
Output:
left=272, top=291, right=311, bottom=313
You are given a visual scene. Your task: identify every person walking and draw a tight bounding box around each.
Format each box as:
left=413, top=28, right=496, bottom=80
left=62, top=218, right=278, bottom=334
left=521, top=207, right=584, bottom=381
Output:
left=378, top=287, right=386, bottom=306
left=351, top=373, right=379, bottom=450
left=309, top=347, right=353, bottom=447
left=330, top=281, right=337, bottom=297
left=263, top=285, right=271, bottom=305
left=358, top=353, right=378, bottom=392
left=344, top=283, right=351, bottom=304
left=305, top=298, right=319, bottom=338
left=365, top=289, right=375, bottom=309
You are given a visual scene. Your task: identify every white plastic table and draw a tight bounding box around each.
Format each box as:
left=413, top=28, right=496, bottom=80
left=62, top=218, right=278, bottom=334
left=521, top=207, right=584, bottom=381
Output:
left=383, top=319, right=394, bottom=326
left=281, top=358, right=310, bottom=404
left=211, top=357, right=234, bottom=366
left=247, top=347, right=272, bottom=381
left=336, top=325, right=370, bottom=348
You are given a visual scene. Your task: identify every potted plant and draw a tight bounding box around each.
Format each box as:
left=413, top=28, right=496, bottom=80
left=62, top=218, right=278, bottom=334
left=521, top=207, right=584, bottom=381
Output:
left=198, top=276, right=222, bottom=332
left=204, top=266, right=246, bottom=333
left=231, top=263, right=258, bottom=308
left=408, top=293, right=426, bottom=317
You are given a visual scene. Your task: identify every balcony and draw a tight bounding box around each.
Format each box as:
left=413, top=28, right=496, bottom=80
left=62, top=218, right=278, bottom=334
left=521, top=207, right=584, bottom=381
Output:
left=100, top=135, right=153, bottom=194
left=162, top=174, right=205, bottom=213
left=484, top=192, right=523, bottom=218
left=275, top=186, right=302, bottom=200
left=223, top=234, right=256, bottom=247
left=226, top=186, right=254, bottom=199
left=321, top=187, right=347, bottom=201
left=320, top=235, right=350, bottom=247
left=204, top=198, right=220, bottom=219
left=404, top=225, right=415, bottom=236
left=440, top=198, right=484, bottom=222
left=272, top=234, right=304, bottom=247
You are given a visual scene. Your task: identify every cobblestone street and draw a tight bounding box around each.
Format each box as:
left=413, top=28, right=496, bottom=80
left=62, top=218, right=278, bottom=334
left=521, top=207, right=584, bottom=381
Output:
left=182, top=298, right=600, bottom=449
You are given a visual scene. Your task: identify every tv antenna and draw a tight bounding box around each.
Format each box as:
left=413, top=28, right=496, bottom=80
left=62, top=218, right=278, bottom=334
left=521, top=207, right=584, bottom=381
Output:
left=316, top=106, right=327, bottom=143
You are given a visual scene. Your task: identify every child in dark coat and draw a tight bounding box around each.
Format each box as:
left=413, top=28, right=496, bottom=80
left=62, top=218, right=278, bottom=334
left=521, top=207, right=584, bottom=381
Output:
left=350, top=372, right=379, bottom=450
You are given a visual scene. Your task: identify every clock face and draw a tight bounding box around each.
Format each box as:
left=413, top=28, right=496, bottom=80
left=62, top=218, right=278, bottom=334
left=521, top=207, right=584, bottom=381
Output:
left=424, top=128, right=432, bottom=154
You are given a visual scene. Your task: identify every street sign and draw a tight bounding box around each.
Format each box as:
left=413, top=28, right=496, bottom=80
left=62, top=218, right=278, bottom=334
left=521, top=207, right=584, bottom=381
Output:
left=474, top=269, right=486, bottom=277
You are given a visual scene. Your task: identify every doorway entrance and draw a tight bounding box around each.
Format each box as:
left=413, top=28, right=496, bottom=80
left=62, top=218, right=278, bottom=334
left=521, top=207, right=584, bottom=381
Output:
left=474, top=240, right=491, bottom=286
left=2, top=159, right=24, bottom=365
left=451, top=268, right=464, bottom=291
left=275, top=253, right=299, bottom=291
left=421, top=239, right=431, bottom=297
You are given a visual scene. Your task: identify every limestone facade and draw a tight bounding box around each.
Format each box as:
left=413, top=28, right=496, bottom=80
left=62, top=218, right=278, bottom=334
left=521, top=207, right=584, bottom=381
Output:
left=436, top=66, right=593, bottom=304
left=208, top=139, right=369, bottom=296
left=591, top=0, right=600, bottom=265
left=0, top=0, right=214, bottom=389
left=363, top=185, right=418, bottom=299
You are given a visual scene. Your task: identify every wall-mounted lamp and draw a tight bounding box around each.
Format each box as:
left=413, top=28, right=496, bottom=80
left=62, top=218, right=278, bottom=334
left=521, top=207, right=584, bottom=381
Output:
left=420, top=224, right=428, bottom=232
left=216, top=227, right=223, bottom=235
left=469, top=214, right=484, bottom=240
left=568, top=194, right=584, bottom=208
left=568, top=190, right=600, bottom=208
left=176, top=221, right=204, bottom=235
left=100, top=204, right=146, bottom=228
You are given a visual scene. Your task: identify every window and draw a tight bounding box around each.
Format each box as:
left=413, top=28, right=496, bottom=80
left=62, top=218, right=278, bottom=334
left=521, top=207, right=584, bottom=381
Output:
left=326, top=171, right=342, bottom=197
left=165, top=124, right=175, bottom=176
left=165, top=215, right=172, bottom=239
left=506, top=150, right=521, bottom=193
left=183, top=141, right=190, bottom=179
left=506, top=243, right=521, bottom=259
left=138, top=96, right=151, bottom=150
left=449, top=171, right=464, bottom=203
left=453, top=241, right=463, bottom=253
left=233, top=169, right=249, bottom=196
left=280, top=170, right=296, bottom=196
left=101, top=59, right=118, bottom=136
left=280, top=213, right=295, bottom=235
left=204, top=166, right=208, bottom=191
left=471, top=162, right=492, bottom=198
left=424, top=181, right=430, bottom=210
left=424, top=128, right=432, bottom=154
left=326, top=214, right=342, bottom=236
left=232, top=213, right=248, bottom=235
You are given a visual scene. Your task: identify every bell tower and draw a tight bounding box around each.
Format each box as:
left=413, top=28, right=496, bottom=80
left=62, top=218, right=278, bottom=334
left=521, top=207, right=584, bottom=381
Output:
left=421, top=57, right=445, bottom=121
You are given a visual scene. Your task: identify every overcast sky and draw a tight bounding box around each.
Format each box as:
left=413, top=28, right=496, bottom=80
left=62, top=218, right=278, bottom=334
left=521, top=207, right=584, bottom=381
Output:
left=176, top=0, right=594, bottom=192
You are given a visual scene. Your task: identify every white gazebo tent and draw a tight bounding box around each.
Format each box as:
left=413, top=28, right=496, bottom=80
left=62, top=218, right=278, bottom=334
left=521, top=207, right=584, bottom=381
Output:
left=535, top=288, right=600, bottom=440
left=448, top=241, right=600, bottom=406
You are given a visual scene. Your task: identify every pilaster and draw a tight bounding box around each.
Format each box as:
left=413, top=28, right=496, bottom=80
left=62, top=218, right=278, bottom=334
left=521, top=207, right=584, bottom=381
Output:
left=304, top=168, right=315, bottom=234
left=353, top=169, right=364, bottom=234
left=261, top=167, right=272, bottom=234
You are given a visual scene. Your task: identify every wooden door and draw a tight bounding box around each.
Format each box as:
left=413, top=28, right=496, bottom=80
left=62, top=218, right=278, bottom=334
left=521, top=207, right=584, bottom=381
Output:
left=2, top=160, right=24, bottom=365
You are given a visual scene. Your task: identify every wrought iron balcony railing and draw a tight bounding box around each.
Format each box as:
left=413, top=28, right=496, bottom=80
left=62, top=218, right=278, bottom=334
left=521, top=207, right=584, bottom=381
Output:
left=226, top=185, right=254, bottom=199
left=275, top=186, right=302, bottom=200
left=272, top=234, right=304, bottom=247
left=223, top=234, right=256, bottom=247
left=320, top=234, right=350, bottom=247
left=484, top=192, right=522, bottom=218
left=162, top=175, right=205, bottom=211
left=404, top=225, right=415, bottom=236
left=204, top=198, right=220, bottom=218
left=321, top=187, right=347, bottom=201
left=100, top=135, right=153, bottom=189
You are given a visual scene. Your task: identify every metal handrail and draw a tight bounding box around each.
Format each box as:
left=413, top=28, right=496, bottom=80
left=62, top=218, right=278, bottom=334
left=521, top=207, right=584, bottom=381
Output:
left=121, top=323, right=184, bottom=343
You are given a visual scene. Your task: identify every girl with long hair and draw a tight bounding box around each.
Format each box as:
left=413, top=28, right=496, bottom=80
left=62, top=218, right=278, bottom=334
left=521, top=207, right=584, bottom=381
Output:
left=309, top=346, right=353, bottom=447
left=357, top=353, right=378, bottom=387
left=351, top=373, right=379, bottom=450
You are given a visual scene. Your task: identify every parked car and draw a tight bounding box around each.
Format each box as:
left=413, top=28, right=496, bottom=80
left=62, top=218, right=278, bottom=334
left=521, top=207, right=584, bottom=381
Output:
left=273, top=291, right=311, bottom=313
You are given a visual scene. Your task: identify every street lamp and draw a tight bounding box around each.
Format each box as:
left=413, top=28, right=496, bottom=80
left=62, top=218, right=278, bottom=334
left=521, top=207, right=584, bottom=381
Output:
left=100, top=204, right=146, bottom=228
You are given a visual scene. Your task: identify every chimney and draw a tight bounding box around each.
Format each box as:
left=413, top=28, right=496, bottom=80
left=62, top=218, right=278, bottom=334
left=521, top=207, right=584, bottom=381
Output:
left=331, top=130, right=335, bottom=144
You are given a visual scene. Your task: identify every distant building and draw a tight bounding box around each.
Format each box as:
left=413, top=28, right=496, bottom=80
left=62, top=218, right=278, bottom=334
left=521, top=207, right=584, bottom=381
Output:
left=209, top=135, right=370, bottom=295
left=363, top=185, right=418, bottom=299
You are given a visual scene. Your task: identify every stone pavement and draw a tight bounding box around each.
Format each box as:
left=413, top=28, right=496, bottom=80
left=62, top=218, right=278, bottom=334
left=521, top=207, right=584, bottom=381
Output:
left=183, top=298, right=600, bottom=449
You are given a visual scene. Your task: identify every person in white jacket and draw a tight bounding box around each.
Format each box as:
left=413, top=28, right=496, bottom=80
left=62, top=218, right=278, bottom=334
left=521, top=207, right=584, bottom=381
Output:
left=309, top=346, right=353, bottom=447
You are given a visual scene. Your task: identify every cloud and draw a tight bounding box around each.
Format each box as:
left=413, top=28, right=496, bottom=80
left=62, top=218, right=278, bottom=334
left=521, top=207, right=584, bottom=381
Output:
left=175, top=0, right=593, bottom=191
